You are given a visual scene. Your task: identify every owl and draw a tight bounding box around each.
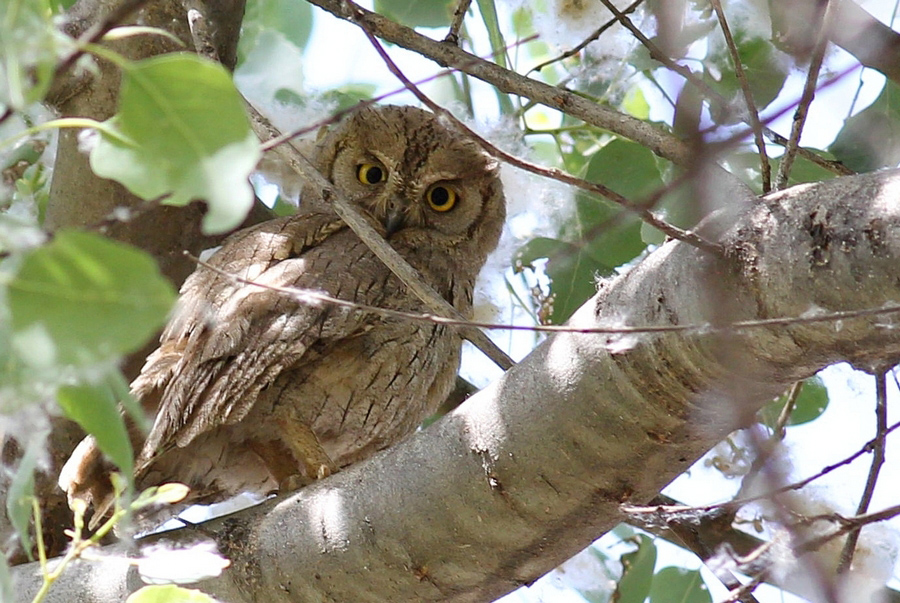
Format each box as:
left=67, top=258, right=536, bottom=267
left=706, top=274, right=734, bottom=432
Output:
left=59, top=105, right=506, bottom=519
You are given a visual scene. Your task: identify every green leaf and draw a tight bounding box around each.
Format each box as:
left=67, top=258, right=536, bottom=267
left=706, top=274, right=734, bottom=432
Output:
left=7, top=230, right=175, bottom=365
left=622, top=86, right=651, bottom=120
left=649, top=567, right=711, bottom=603
left=374, top=0, right=454, bottom=27
left=758, top=376, right=829, bottom=428
left=584, top=138, right=665, bottom=203
left=57, top=383, right=133, bottom=476
left=89, top=54, right=261, bottom=234
left=126, top=585, right=217, bottom=603
left=6, top=431, right=47, bottom=560
left=576, top=139, right=658, bottom=265
left=515, top=139, right=662, bottom=323
left=830, top=80, right=900, bottom=172
left=615, top=534, right=657, bottom=603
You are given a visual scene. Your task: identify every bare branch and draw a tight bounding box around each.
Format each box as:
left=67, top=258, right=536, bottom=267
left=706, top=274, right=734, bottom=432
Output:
left=709, top=0, right=771, bottom=192
left=774, top=1, right=833, bottom=190
left=623, top=416, right=900, bottom=516
left=185, top=1, right=220, bottom=61
left=799, top=503, right=900, bottom=555
left=259, top=33, right=538, bottom=152
left=836, top=368, right=889, bottom=572
left=765, top=129, right=854, bottom=176
left=444, top=0, right=472, bottom=45
left=598, top=0, right=730, bottom=112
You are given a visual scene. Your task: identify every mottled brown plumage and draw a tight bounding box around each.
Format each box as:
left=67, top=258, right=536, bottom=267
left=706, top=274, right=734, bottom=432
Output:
left=59, top=106, right=506, bottom=518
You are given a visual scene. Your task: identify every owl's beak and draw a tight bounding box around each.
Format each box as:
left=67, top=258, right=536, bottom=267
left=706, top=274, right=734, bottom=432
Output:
left=383, top=205, right=407, bottom=236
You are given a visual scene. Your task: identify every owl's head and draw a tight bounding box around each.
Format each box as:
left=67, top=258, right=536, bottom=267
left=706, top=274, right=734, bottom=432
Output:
left=312, top=105, right=506, bottom=267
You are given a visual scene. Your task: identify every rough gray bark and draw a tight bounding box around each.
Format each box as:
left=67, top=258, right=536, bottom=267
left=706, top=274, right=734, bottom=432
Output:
left=13, top=170, right=900, bottom=602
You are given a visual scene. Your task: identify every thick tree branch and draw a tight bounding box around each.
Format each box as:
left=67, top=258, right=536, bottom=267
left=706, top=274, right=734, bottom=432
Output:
left=14, top=169, right=900, bottom=602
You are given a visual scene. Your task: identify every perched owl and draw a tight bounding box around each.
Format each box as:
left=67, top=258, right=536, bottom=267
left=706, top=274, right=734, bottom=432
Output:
left=59, top=105, right=506, bottom=519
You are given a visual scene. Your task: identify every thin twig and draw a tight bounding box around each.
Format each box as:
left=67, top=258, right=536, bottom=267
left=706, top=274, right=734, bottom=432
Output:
left=774, top=380, right=803, bottom=441
left=528, top=0, right=645, bottom=74
left=722, top=571, right=766, bottom=603
left=245, top=101, right=516, bottom=370
left=623, top=415, right=900, bottom=516
left=764, top=129, right=854, bottom=176
left=185, top=252, right=900, bottom=337
left=798, top=503, right=900, bottom=555
left=444, top=0, right=472, bottom=45
left=734, top=382, right=804, bottom=501
left=710, top=0, right=771, bottom=192
left=836, top=369, right=888, bottom=573
left=355, top=19, right=725, bottom=256
left=774, top=1, right=833, bottom=190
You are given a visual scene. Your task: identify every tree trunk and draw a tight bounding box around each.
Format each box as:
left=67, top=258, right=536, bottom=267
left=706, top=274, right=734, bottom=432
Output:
left=13, top=170, right=900, bottom=602
left=0, top=0, right=249, bottom=564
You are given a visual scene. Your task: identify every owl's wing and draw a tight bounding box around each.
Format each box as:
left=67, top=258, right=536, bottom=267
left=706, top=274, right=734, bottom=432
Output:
left=132, top=211, right=362, bottom=473
left=59, top=211, right=368, bottom=520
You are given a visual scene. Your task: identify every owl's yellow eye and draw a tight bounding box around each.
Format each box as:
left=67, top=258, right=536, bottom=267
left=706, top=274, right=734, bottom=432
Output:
left=357, top=163, right=386, bottom=185
left=426, top=185, right=457, bottom=212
